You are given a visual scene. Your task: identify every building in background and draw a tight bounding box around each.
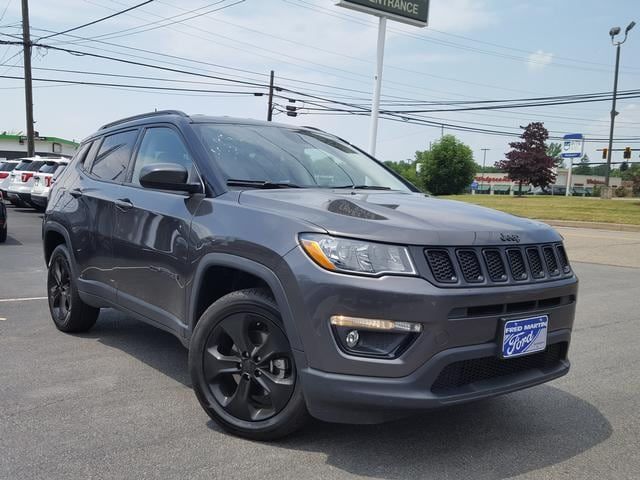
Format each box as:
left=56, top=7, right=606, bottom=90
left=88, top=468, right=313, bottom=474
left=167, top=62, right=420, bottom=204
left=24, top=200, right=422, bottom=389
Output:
left=0, top=132, right=78, bottom=160
left=473, top=169, right=623, bottom=196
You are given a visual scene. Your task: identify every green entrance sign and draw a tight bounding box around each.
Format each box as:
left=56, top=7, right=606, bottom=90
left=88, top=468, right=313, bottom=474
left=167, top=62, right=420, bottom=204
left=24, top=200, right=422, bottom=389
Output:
left=336, top=0, right=429, bottom=27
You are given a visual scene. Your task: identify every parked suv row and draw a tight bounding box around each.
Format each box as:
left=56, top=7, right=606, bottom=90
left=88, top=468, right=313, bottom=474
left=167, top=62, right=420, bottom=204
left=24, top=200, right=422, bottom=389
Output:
left=1, top=157, right=69, bottom=210
left=43, top=110, right=577, bottom=440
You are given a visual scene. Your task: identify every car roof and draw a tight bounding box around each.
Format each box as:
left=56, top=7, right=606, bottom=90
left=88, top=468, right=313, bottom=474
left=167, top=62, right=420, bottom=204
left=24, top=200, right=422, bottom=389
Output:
left=90, top=110, right=324, bottom=141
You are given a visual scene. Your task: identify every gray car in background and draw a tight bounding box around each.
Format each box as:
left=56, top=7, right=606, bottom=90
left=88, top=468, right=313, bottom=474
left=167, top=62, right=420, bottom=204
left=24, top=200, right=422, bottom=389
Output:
left=43, top=111, right=577, bottom=440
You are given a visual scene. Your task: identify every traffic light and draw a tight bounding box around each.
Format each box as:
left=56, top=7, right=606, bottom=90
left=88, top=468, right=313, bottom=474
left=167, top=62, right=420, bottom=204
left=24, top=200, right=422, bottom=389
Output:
left=286, top=100, right=298, bottom=117
left=623, top=146, right=631, bottom=159
left=621, top=162, right=629, bottom=172
left=602, top=148, right=608, bottom=160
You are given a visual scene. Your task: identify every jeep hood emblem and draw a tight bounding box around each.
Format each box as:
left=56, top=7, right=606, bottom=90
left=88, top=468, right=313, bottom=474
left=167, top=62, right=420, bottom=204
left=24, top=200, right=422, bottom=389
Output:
left=500, top=233, right=521, bottom=243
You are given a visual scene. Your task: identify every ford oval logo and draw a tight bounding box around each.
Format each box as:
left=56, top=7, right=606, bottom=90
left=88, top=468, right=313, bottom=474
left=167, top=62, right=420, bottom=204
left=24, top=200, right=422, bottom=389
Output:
left=500, top=233, right=521, bottom=243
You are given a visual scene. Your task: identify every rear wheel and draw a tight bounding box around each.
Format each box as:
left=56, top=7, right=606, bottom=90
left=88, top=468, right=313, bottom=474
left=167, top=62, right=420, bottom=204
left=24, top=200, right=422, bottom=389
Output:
left=0, top=223, right=6, bottom=243
left=47, top=244, right=100, bottom=332
left=189, top=289, right=309, bottom=440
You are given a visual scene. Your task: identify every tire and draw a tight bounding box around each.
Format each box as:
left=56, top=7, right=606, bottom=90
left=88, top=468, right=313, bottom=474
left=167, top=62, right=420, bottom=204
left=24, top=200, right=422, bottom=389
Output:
left=189, top=288, right=309, bottom=440
left=0, top=224, right=6, bottom=243
left=47, top=244, right=100, bottom=333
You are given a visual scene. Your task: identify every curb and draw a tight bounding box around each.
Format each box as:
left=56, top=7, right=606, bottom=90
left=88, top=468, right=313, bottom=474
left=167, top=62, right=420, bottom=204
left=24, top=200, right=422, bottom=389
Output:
left=538, top=219, right=640, bottom=232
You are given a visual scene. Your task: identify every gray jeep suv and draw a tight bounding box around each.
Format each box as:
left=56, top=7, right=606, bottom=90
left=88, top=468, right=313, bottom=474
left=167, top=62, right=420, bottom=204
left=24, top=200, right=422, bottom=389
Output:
left=43, top=111, right=577, bottom=439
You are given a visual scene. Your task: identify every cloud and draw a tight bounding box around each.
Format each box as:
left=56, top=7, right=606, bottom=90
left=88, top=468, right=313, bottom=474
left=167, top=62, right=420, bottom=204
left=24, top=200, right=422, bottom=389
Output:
left=527, top=50, right=554, bottom=70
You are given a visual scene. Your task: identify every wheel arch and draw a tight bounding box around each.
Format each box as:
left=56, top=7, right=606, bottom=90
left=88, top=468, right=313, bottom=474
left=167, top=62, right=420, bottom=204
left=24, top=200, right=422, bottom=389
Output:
left=188, top=253, right=303, bottom=352
left=43, top=222, right=74, bottom=268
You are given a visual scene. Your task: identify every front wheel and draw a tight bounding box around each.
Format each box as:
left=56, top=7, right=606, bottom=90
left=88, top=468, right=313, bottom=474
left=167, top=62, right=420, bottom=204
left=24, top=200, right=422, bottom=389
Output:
left=189, top=289, right=309, bottom=440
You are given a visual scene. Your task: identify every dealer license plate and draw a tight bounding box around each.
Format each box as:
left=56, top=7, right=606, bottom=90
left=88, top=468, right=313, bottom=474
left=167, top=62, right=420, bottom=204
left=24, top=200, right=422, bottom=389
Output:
left=501, top=315, right=548, bottom=359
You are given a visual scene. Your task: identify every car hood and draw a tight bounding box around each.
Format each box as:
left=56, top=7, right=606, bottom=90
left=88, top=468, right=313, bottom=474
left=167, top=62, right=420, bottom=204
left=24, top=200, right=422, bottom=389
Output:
left=238, top=190, right=561, bottom=246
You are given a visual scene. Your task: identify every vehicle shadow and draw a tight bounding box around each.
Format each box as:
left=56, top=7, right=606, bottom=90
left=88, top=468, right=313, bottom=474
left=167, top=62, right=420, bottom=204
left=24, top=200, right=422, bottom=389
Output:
left=2, top=235, right=23, bottom=246
left=87, top=309, right=612, bottom=480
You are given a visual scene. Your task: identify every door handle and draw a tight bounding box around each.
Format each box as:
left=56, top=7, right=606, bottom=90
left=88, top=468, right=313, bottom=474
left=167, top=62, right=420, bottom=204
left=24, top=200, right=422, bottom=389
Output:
left=114, top=198, right=134, bottom=211
left=69, top=188, right=83, bottom=198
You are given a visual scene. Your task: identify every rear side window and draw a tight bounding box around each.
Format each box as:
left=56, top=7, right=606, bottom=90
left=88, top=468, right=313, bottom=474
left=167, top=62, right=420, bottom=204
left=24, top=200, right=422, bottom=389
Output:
left=0, top=162, right=17, bottom=172
left=90, top=130, right=138, bottom=182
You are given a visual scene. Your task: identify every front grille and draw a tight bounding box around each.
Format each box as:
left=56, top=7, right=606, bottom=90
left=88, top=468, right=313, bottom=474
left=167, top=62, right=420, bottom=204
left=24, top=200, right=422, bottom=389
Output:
left=483, top=249, right=507, bottom=282
left=543, top=246, right=560, bottom=276
left=431, top=342, right=567, bottom=394
left=526, top=247, right=545, bottom=279
left=457, top=250, right=483, bottom=283
left=425, top=249, right=457, bottom=283
left=507, top=249, right=528, bottom=280
left=556, top=245, right=571, bottom=273
left=422, top=243, right=572, bottom=287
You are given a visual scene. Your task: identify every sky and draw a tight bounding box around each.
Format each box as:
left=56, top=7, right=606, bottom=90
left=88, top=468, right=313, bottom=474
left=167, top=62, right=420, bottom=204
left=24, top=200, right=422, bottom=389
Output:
left=0, top=0, right=638, bottom=168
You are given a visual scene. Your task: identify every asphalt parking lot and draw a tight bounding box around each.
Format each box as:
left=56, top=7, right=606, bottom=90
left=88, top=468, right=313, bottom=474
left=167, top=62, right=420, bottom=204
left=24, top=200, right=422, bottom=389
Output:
left=1, top=205, right=639, bottom=480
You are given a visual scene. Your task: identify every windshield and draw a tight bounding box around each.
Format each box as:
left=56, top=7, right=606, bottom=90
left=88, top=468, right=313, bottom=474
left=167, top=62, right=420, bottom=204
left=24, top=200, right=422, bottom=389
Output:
left=196, top=124, right=410, bottom=191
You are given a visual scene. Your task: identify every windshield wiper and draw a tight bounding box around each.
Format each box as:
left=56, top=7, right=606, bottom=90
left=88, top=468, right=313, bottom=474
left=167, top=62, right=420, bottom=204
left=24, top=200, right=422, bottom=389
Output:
left=333, top=184, right=392, bottom=190
left=226, top=179, right=303, bottom=189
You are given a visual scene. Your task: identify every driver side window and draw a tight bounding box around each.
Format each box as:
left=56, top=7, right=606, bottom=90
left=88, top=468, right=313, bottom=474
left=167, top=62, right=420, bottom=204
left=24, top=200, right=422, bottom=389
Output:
left=131, top=127, right=195, bottom=186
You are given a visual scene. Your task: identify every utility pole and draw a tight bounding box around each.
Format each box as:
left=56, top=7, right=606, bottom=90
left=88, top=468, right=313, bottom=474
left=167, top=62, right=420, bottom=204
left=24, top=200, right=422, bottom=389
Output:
left=267, top=70, right=274, bottom=122
left=21, top=0, right=35, bottom=157
left=480, top=148, right=490, bottom=189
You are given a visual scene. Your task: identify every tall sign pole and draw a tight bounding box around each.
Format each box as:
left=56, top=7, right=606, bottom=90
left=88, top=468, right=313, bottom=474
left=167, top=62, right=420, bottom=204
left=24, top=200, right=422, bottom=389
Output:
left=21, top=0, right=35, bottom=157
left=368, top=16, right=387, bottom=156
left=335, top=0, right=429, bottom=156
left=561, top=133, right=584, bottom=197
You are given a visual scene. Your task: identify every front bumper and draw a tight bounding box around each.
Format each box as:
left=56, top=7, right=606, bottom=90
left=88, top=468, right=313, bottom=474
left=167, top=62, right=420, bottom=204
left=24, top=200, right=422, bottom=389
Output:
left=279, top=246, right=577, bottom=422
left=298, top=329, right=570, bottom=423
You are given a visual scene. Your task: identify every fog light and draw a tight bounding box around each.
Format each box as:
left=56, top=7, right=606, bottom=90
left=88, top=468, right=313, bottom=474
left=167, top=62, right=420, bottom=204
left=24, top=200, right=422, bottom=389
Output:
left=330, top=315, right=422, bottom=359
left=330, top=315, right=422, bottom=333
left=345, top=329, right=359, bottom=348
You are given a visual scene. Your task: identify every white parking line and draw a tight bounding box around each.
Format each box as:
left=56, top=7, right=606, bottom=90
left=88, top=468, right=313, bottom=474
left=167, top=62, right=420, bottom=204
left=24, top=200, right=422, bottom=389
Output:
left=0, top=297, right=47, bottom=303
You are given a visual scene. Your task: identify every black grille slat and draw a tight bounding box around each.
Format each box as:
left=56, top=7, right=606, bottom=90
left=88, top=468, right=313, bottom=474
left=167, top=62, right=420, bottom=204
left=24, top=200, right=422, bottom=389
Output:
left=431, top=343, right=567, bottom=393
left=526, top=247, right=545, bottom=279
left=483, top=249, right=507, bottom=282
left=543, top=246, right=560, bottom=276
left=456, top=250, right=484, bottom=283
left=556, top=245, right=570, bottom=273
left=507, top=249, right=528, bottom=280
left=425, top=250, right=457, bottom=283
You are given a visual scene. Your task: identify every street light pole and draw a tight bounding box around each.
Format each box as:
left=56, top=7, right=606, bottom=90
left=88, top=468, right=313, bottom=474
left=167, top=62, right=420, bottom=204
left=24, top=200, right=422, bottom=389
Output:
left=605, top=21, right=635, bottom=191
left=480, top=148, right=490, bottom=189
left=21, top=0, right=35, bottom=157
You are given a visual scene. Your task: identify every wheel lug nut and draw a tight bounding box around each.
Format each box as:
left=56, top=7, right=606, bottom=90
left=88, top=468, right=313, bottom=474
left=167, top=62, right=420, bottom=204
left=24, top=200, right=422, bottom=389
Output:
left=237, top=362, right=242, bottom=370
left=254, top=370, right=261, bottom=377
left=255, top=356, right=261, bottom=362
left=242, top=351, right=249, bottom=358
left=242, top=372, right=251, bottom=380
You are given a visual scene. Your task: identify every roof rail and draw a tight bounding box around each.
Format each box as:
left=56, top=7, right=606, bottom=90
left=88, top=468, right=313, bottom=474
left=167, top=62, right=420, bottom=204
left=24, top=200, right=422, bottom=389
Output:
left=99, top=110, right=189, bottom=130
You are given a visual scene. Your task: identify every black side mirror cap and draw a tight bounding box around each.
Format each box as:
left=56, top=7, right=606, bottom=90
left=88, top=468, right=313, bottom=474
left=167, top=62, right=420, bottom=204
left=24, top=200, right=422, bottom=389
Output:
left=138, top=163, right=201, bottom=193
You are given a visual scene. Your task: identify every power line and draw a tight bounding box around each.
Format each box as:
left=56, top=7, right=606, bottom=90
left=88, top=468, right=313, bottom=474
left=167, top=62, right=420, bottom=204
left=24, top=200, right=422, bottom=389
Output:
left=37, top=0, right=155, bottom=41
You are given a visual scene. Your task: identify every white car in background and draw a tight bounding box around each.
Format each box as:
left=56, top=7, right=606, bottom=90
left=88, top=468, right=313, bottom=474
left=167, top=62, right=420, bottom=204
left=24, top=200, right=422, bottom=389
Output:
left=30, top=159, right=69, bottom=210
left=0, top=159, right=20, bottom=199
left=6, top=157, right=67, bottom=207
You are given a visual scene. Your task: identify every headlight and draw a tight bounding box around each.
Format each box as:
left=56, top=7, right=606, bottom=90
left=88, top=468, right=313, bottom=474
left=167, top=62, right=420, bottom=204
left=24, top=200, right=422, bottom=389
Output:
left=299, top=233, right=416, bottom=276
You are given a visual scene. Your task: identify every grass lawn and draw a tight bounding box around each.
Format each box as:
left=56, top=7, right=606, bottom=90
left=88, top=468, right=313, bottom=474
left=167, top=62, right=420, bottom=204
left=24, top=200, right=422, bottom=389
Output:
left=440, top=195, right=640, bottom=225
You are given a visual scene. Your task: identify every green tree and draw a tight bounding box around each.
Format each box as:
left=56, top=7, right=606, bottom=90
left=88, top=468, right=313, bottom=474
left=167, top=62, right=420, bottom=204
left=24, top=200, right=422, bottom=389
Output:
left=417, top=135, right=475, bottom=195
left=496, top=122, right=556, bottom=195
left=384, top=160, right=420, bottom=187
left=572, top=154, right=592, bottom=175
left=546, top=142, right=564, bottom=168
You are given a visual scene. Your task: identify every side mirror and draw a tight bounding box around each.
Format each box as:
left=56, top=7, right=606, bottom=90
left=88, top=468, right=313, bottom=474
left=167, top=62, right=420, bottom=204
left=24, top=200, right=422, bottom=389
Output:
left=139, top=163, right=201, bottom=193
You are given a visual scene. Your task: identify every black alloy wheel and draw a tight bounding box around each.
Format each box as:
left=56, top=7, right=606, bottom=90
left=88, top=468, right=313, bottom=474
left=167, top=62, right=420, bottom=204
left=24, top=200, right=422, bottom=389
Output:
left=46, top=244, right=99, bottom=333
left=204, top=311, right=296, bottom=422
left=189, top=289, right=309, bottom=440
left=48, top=254, right=72, bottom=323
